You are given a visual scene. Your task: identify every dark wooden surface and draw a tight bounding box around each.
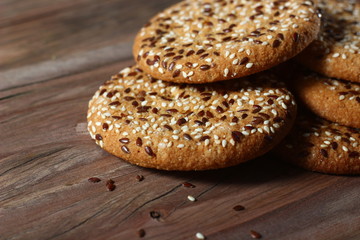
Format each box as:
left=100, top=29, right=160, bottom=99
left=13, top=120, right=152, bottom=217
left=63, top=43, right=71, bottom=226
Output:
left=1, top=1, right=359, bottom=239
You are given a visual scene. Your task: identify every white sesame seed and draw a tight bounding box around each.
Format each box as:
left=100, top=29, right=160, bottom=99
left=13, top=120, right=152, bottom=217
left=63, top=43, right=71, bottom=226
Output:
left=224, top=68, right=229, bottom=77
left=229, top=53, right=235, bottom=59
left=196, top=232, right=205, bottom=240
left=232, top=59, right=239, bottom=65
left=177, top=144, right=185, bottom=148
left=188, top=195, right=196, bottom=202
left=225, top=51, right=230, bottom=57
left=222, top=140, right=227, bottom=148
left=263, top=126, right=270, bottom=133
left=332, top=53, right=340, bottom=58
left=342, top=146, right=348, bottom=152
left=204, top=139, right=210, bottom=146
left=339, top=95, right=345, bottom=100
left=245, top=63, right=253, bottom=68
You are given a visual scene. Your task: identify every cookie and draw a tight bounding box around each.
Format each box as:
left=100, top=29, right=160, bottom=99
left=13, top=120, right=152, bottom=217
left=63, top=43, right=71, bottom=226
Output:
left=294, top=72, right=360, bottom=128
left=133, top=0, right=320, bottom=84
left=274, top=113, right=360, bottom=175
left=87, top=65, right=297, bottom=171
left=296, top=0, right=360, bottom=83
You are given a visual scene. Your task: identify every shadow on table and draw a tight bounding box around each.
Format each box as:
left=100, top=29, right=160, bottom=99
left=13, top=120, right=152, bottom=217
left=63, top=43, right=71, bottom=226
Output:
left=139, top=153, right=307, bottom=186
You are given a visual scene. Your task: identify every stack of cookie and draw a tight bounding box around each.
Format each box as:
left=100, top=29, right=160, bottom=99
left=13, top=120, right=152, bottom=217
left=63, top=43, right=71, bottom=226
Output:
left=276, top=0, right=360, bottom=175
left=87, top=0, right=358, bottom=173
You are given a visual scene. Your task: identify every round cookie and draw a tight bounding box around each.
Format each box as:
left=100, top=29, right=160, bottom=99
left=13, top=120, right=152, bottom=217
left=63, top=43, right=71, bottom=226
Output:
left=296, top=0, right=360, bottom=83
left=274, top=114, right=360, bottom=175
left=87, top=65, right=297, bottom=171
left=133, top=0, right=321, bottom=84
left=294, top=72, right=360, bottom=128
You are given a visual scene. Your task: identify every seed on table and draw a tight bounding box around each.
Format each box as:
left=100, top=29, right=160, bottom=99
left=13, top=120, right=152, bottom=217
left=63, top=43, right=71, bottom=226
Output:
left=137, top=229, right=146, bottom=238
left=250, top=230, right=262, bottom=239
left=182, top=182, right=196, bottom=188
left=88, top=177, right=101, bottom=183
left=233, top=205, right=245, bottom=211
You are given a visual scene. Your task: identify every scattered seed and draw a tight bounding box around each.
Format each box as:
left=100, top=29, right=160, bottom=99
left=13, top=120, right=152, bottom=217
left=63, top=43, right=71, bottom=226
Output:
left=136, top=175, right=144, bottom=181
left=150, top=210, right=161, bottom=219
left=188, top=195, right=196, bottom=202
left=250, top=230, right=262, bottom=239
left=182, top=182, right=196, bottom=188
left=196, top=232, right=206, bottom=240
left=107, top=182, right=116, bottom=191
left=88, top=177, right=101, bottom=183
left=137, top=229, right=146, bottom=238
left=233, top=205, right=245, bottom=211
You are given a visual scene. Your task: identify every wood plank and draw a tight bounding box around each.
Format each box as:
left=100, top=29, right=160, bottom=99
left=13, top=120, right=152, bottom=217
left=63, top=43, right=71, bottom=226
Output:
left=0, top=0, right=359, bottom=240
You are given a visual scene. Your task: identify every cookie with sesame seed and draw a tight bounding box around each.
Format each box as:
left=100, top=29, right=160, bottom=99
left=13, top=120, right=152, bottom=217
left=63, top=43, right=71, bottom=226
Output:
left=133, top=0, right=321, bottom=84
left=294, top=71, right=360, bottom=128
left=87, top=65, right=297, bottom=171
left=275, top=113, right=360, bottom=175
left=296, top=0, right=360, bottom=83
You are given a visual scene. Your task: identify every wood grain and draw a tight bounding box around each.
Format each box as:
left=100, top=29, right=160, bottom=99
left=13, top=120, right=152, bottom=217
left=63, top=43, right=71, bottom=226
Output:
left=1, top=1, right=359, bottom=240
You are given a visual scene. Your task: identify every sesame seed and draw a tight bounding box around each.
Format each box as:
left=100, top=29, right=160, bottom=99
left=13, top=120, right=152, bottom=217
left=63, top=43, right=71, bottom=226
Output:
left=177, top=144, right=185, bottom=148
left=188, top=195, right=196, bottom=202
left=196, top=232, right=206, bottom=240
left=246, top=63, right=253, bottom=68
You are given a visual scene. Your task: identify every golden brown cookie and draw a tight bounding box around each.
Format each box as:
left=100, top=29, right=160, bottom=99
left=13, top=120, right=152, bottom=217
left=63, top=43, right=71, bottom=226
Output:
left=294, top=72, right=360, bottom=128
left=133, top=0, right=321, bottom=84
left=87, top=65, right=297, bottom=171
left=296, top=0, right=360, bottom=83
left=275, top=113, right=360, bottom=175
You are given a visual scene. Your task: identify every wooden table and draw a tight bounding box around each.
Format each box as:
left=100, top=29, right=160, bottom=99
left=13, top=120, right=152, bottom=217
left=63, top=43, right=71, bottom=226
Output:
left=1, top=1, right=359, bottom=239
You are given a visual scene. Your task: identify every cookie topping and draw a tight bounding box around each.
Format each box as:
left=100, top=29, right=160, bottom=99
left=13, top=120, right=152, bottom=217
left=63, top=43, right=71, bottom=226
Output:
left=134, top=0, right=320, bottom=83
left=322, top=77, right=360, bottom=103
left=87, top=66, right=296, bottom=170
left=283, top=115, right=360, bottom=174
